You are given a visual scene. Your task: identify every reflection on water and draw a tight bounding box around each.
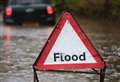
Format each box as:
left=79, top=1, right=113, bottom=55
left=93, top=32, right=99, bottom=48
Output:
left=0, top=25, right=53, bottom=82
left=3, top=26, right=12, bottom=64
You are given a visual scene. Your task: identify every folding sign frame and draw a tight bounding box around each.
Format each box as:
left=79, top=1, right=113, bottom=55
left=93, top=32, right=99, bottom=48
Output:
left=33, top=12, right=106, bottom=82
left=33, top=67, right=106, bottom=82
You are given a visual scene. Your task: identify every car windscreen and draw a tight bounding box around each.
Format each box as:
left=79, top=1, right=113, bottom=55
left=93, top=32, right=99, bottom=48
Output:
left=10, top=0, right=50, bottom=5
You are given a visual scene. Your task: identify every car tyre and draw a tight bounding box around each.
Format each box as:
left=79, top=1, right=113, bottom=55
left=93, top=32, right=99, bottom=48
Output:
left=3, top=18, right=22, bottom=25
left=3, top=19, right=13, bottom=25
left=39, top=19, right=55, bottom=26
left=44, top=19, right=56, bottom=26
left=48, top=19, right=56, bottom=26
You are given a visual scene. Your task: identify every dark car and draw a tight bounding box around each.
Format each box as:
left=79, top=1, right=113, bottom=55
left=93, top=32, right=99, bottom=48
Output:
left=3, top=0, right=56, bottom=25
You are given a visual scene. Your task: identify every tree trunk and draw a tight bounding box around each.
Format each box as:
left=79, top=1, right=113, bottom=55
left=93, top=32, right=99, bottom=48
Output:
left=104, top=0, right=112, bottom=15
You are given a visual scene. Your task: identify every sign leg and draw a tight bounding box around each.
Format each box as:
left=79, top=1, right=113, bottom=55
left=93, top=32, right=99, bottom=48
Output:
left=100, top=68, right=106, bottom=82
left=33, top=68, right=39, bottom=82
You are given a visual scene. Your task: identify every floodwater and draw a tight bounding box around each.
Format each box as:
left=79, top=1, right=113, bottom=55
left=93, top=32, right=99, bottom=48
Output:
left=0, top=17, right=120, bottom=82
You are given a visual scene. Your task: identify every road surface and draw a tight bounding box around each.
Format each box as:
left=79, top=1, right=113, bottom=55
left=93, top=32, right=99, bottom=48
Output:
left=0, top=14, right=120, bottom=82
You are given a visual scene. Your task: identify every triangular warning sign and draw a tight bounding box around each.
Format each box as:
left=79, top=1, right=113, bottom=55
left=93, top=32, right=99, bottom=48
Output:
left=34, top=12, right=106, bottom=70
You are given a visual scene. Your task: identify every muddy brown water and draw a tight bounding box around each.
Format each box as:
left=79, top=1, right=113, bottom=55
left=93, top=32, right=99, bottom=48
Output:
left=0, top=17, right=120, bottom=82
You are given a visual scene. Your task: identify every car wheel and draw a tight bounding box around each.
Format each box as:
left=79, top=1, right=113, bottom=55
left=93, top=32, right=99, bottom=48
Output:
left=3, top=18, right=22, bottom=25
left=43, top=19, right=55, bottom=26
left=15, top=21, right=22, bottom=25
left=3, top=18, right=11, bottom=25
left=39, top=20, right=55, bottom=26
left=48, top=19, right=56, bottom=26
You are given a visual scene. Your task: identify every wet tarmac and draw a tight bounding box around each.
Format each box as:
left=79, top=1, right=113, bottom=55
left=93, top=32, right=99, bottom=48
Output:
left=0, top=17, right=120, bottom=82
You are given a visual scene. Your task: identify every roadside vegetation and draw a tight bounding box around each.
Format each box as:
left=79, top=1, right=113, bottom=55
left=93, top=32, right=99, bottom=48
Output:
left=52, top=0, right=120, bottom=20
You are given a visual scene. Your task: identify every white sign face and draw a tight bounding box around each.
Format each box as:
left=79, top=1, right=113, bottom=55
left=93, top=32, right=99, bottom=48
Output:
left=44, top=20, right=96, bottom=65
left=34, top=12, right=105, bottom=70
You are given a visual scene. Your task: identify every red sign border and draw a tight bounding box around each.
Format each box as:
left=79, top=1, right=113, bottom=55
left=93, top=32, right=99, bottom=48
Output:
left=34, top=12, right=106, bottom=71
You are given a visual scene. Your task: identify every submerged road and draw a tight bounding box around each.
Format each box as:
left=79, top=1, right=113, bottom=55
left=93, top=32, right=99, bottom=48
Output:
left=0, top=14, right=120, bottom=82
